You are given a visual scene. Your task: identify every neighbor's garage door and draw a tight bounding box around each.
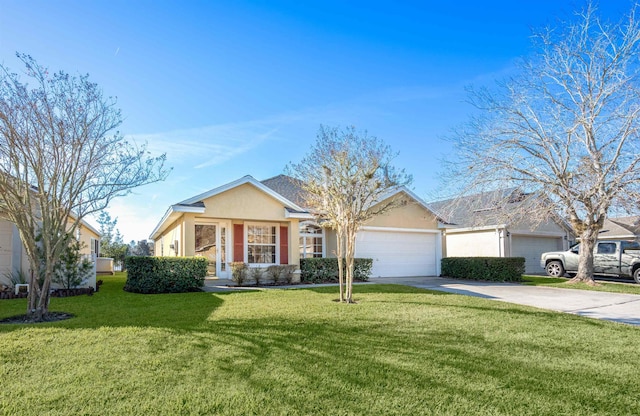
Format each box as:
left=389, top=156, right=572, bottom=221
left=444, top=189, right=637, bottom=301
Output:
left=511, top=235, right=564, bottom=274
left=355, top=229, right=438, bottom=278
left=0, top=221, right=13, bottom=276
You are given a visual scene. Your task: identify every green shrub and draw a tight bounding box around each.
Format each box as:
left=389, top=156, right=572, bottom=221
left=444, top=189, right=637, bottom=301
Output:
left=124, top=257, right=207, bottom=293
left=230, top=262, right=248, bottom=286
left=441, top=257, right=525, bottom=282
left=300, top=258, right=372, bottom=283
left=282, top=265, right=297, bottom=284
left=250, top=267, right=264, bottom=285
left=266, top=265, right=282, bottom=284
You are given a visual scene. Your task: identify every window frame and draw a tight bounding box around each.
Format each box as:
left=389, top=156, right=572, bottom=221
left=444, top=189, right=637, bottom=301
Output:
left=299, top=221, right=325, bottom=259
left=245, top=222, right=280, bottom=265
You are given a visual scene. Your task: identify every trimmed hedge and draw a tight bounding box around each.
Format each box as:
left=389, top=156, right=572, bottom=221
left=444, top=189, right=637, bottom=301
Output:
left=441, top=257, right=525, bottom=282
left=124, top=257, right=208, bottom=294
left=300, top=258, right=373, bottom=283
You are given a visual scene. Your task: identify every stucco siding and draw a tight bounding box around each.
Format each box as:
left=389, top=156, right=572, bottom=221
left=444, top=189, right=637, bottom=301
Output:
left=366, top=196, right=438, bottom=229
left=446, top=230, right=501, bottom=257
left=201, top=183, right=287, bottom=221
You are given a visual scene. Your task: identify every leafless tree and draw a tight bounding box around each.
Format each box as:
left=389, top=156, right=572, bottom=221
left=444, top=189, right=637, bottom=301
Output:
left=0, top=54, right=169, bottom=319
left=289, top=125, right=412, bottom=302
left=443, top=2, right=640, bottom=284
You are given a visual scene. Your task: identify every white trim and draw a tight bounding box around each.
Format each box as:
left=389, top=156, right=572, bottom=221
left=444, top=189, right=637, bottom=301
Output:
left=244, top=222, right=280, bottom=265
left=149, top=204, right=205, bottom=240
left=180, top=175, right=308, bottom=213
left=285, top=209, right=314, bottom=219
left=444, top=224, right=508, bottom=234
left=299, top=221, right=325, bottom=258
left=509, top=231, right=568, bottom=237
left=360, top=226, right=441, bottom=234
left=376, top=187, right=442, bottom=220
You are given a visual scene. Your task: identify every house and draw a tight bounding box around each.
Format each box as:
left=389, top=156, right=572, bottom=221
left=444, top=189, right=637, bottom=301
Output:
left=0, top=216, right=100, bottom=289
left=149, top=174, right=444, bottom=279
left=430, top=189, right=574, bottom=274
left=598, top=217, right=640, bottom=241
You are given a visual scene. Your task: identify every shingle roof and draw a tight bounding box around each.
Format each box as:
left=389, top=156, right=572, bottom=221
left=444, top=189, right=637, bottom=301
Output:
left=600, top=216, right=640, bottom=239
left=261, top=174, right=309, bottom=207
left=428, top=188, right=528, bottom=227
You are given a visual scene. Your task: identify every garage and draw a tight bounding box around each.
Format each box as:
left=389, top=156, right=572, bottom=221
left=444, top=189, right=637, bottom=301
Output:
left=0, top=221, right=15, bottom=277
left=510, top=235, right=564, bottom=274
left=355, top=228, right=440, bottom=278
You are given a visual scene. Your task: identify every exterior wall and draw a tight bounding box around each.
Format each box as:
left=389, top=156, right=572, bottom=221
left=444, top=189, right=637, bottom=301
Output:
left=445, top=230, right=502, bottom=257
left=154, top=217, right=183, bottom=257
left=0, top=217, right=99, bottom=290
left=77, top=222, right=100, bottom=256
left=151, top=192, right=302, bottom=273
left=201, top=183, right=287, bottom=221
left=366, top=199, right=439, bottom=229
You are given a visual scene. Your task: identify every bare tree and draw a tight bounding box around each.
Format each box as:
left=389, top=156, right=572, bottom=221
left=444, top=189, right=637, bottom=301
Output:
left=448, top=4, right=640, bottom=283
left=443, top=3, right=640, bottom=285
left=0, top=54, right=169, bottom=320
left=289, top=125, right=412, bottom=302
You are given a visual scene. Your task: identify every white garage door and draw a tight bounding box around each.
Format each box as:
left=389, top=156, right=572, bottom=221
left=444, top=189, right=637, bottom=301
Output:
left=355, top=229, right=438, bottom=278
left=511, top=235, right=564, bottom=274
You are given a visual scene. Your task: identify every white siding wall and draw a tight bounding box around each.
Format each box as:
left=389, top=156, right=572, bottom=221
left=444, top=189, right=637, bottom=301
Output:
left=445, top=230, right=501, bottom=257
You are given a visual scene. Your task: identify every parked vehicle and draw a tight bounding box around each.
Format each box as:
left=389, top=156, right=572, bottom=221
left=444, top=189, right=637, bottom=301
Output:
left=540, top=240, right=640, bottom=283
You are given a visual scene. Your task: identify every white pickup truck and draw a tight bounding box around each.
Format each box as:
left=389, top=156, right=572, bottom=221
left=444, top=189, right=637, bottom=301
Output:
left=540, top=240, right=640, bottom=283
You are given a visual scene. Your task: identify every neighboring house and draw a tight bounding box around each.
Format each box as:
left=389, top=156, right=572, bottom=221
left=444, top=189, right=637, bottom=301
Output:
left=430, top=189, right=574, bottom=274
left=149, top=174, right=444, bottom=279
left=598, top=217, right=640, bottom=241
left=0, top=215, right=100, bottom=289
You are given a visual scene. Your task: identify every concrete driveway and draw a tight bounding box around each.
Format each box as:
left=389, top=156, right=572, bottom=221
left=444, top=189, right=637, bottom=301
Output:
left=373, top=276, right=640, bottom=326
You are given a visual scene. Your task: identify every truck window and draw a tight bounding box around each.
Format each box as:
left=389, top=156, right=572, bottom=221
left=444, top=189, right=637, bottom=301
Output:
left=597, top=242, right=616, bottom=254
left=622, top=241, right=640, bottom=251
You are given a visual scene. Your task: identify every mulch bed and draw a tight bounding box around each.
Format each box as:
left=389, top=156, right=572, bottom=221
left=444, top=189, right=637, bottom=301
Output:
left=0, top=312, right=74, bottom=324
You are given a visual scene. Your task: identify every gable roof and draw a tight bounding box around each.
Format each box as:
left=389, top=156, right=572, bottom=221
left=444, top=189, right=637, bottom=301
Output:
left=428, top=188, right=573, bottom=235
left=428, top=188, right=526, bottom=227
left=599, top=217, right=640, bottom=239
left=262, top=174, right=443, bottom=221
left=149, top=175, right=311, bottom=240
left=260, top=174, right=308, bottom=207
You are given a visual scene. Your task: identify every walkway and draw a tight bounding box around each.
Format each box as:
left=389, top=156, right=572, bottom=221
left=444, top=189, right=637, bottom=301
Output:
left=374, top=276, right=640, bottom=326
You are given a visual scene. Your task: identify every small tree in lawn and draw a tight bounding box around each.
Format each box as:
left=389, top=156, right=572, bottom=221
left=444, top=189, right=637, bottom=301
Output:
left=97, top=211, right=129, bottom=267
left=443, top=2, right=640, bottom=285
left=51, top=235, right=93, bottom=290
left=0, top=54, right=169, bottom=320
left=289, top=125, right=412, bottom=303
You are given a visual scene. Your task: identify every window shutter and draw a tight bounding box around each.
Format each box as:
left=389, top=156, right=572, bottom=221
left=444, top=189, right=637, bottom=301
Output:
left=280, top=226, right=288, bottom=265
left=233, top=224, right=244, bottom=262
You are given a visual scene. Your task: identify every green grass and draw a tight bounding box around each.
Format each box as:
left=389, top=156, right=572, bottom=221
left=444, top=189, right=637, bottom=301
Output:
left=0, top=273, right=639, bottom=415
left=522, top=274, right=640, bottom=295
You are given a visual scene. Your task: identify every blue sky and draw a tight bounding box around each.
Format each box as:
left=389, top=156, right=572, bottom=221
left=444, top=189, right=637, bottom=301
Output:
left=0, top=1, right=630, bottom=242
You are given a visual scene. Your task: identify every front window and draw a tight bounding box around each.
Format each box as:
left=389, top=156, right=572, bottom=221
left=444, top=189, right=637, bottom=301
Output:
left=299, top=222, right=323, bottom=258
left=247, top=225, right=277, bottom=264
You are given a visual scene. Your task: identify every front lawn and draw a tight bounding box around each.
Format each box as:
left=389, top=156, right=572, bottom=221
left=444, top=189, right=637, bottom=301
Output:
left=0, top=273, right=638, bottom=415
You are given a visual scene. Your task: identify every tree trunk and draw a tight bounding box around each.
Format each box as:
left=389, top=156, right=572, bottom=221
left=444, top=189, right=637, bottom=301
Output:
left=336, top=226, right=344, bottom=303
left=26, top=259, right=52, bottom=321
left=569, top=228, right=598, bottom=285
left=344, top=224, right=356, bottom=303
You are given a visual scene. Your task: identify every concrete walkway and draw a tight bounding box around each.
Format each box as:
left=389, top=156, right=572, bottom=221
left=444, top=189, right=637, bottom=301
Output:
left=203, top=276, right=640, bottom=326
left=374, top=276, right=640, bottom=326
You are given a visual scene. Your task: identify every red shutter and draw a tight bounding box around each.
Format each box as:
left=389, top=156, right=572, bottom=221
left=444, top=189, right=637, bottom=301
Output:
left=233, top=224, right=244, bottom=262
left=280, top=226, right=289, bottom=265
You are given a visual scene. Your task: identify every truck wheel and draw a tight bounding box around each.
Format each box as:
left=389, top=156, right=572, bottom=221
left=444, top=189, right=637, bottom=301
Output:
left=633, top=268, right=640, bottom=284
left=545, top=261, right=565, bottom=277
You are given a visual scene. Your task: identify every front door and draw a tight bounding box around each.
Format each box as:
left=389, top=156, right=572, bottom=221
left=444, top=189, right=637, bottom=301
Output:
left=195, top=223, right=230, bottom=278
